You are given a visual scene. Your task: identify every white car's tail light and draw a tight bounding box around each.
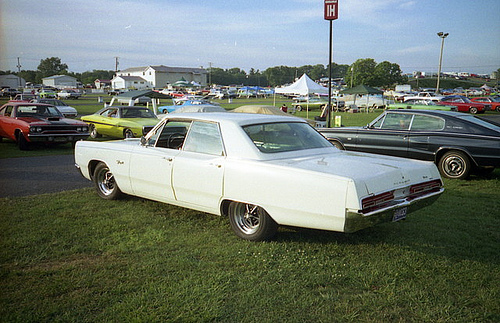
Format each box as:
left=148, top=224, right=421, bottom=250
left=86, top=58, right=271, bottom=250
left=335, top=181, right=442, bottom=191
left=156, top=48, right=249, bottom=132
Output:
left=408, top=179, right=442, bottom=200
left=361, top=191, right=395, bottom=213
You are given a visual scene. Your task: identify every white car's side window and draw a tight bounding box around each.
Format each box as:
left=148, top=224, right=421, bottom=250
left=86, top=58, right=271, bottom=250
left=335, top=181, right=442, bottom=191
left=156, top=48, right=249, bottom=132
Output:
left=155, top=120, right=191, bottom=149
left=183, top=121, right=224, bottom=156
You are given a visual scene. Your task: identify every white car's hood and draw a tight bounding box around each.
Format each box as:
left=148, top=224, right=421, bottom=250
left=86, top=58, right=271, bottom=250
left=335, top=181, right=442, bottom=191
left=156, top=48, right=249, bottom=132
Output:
left=268, top=150, right=439, bottom=195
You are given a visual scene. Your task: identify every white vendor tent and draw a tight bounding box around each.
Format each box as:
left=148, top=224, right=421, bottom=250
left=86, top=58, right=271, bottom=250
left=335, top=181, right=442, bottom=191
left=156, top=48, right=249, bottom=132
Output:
left=275, top=73, right=328, bottom=96
left=274, top=74, right=328, bottom=117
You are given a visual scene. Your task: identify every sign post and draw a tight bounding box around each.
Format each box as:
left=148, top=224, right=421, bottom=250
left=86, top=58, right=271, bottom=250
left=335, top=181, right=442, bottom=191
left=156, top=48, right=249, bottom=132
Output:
left=324, top=0, right=338, bottom=128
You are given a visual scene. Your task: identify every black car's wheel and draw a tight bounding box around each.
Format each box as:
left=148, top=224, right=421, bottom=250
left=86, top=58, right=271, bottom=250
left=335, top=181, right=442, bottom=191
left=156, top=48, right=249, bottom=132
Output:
left=228, top=202, right=278, bottom=241
left=124, top=129, right=134, bottom=138
left=469, top=106, right=478, bottom=114
left=438, top=150, right=471, bottom=180
left=89, top=124, right=101, bottom=138
left=17, top=132, right=30, bottom=150
left=93, top=162, right=124, bottom=200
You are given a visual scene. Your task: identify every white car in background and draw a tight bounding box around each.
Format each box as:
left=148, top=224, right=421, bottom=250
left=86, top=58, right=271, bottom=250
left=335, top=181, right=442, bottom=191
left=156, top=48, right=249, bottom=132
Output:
left=57, top=89, right=82, bottom=100
left=75, top=113, right=443, bottom=241
left=403, top=92, right=444, bottom=102
left=32, top=98, right=78, bottom=118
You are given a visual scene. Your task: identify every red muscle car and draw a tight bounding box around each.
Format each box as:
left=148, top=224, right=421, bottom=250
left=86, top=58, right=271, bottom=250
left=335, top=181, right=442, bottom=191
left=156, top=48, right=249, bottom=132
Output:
left=438, top=95, right=490, bottom=114
left=470, top=97, right=500, bottom=112
left=0, top=102, right=89, bottom=150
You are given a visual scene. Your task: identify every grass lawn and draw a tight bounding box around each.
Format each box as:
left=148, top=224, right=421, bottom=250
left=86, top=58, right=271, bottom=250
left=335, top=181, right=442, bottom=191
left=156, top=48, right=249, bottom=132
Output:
left=1, top=173, right=499, bottom=322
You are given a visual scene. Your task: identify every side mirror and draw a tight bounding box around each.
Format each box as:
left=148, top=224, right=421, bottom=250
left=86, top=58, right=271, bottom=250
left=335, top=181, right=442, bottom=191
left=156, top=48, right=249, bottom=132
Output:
left=140, top=136, right=148, bottom=146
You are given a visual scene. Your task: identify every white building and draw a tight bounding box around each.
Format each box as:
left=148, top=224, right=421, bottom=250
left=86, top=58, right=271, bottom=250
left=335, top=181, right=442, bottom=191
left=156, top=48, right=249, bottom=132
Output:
left=111, top=65, right=207, bottom=89
left=42, top=75, right=78, bottom=88
left=0, top=74, right=26, bottom=88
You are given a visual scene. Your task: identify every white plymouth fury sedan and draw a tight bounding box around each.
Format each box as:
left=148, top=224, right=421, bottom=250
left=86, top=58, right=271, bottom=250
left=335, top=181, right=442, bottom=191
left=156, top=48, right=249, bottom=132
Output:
left=75, top=113, right=444, bottom=241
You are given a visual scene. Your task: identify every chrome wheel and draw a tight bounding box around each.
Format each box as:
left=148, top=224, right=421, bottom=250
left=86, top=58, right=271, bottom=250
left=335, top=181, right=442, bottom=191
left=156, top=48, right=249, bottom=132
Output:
left=89, top=124, right=101, bottom=138
left=438, top=151, right=471, bottom=180
left=228, top=202, right=278, bottom=241
left=93, top=163, right=123, bottom=199
left=124, top=129, right=134, bottom=138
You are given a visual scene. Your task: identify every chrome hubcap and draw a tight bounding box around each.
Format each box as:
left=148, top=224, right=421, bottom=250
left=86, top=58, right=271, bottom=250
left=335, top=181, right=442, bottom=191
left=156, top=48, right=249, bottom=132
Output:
left=98, top=169, right=115, bottom=195
left=444, top=156, right=465, bottom=177
left=235, top=204, right=260, bottom=234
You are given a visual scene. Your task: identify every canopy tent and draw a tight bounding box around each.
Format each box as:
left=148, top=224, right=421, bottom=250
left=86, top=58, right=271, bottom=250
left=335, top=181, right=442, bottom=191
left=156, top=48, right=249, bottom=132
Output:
left=275, top=73, right=328, bottom=96
left=173, top=77, right=190, bottom=87
left=340, top=85, right=383, bottom=95
left=340, top=85, right=384, bottom=112
left=274, top=74, right=328, bottom=117
left=109, top=89, right=172, bottom=115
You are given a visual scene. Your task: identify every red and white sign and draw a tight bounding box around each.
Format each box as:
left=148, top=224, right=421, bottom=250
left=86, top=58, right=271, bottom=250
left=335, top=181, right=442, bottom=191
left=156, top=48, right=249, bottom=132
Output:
left=324, top=0, right=338, bottom=20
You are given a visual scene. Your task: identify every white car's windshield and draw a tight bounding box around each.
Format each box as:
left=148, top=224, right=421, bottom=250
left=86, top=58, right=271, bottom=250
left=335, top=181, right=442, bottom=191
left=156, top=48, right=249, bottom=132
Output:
left=243, top=122, right=331, bottom=153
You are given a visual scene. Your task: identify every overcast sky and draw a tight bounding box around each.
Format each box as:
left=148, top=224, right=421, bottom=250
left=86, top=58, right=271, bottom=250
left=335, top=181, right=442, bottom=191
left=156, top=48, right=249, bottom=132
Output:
left=1, top=0, right=499, bottom=75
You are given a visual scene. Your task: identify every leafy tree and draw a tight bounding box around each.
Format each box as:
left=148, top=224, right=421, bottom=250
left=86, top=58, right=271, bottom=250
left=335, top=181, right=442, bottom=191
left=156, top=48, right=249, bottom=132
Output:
left=37, top=57, right=68, bottom=79
left=328, top=63, right=349, bottom=79
left=263, top=66, right=296, bottom=86
left=344, top=58, right=377, bottom=87
left=344, top=58, right=403, bottom=88
left=373, top=61, right=404, bottom=87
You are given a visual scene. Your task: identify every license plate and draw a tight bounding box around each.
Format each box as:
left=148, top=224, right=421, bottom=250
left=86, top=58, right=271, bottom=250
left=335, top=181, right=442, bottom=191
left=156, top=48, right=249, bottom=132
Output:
left=54, top=137, right=67, bottom=142
left=393, top=207, right=407, bottom=222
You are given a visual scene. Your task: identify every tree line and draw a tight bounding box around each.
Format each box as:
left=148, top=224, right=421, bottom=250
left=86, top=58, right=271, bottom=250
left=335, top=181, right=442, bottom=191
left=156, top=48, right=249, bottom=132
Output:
left=2, top=56, right=410, bottom=88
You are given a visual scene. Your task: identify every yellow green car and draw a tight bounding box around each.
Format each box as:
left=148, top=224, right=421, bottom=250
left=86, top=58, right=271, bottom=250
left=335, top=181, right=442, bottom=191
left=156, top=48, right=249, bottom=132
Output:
left=387, top=99, right=457, bottom=111
left=81, top=106, right=159, bottom=139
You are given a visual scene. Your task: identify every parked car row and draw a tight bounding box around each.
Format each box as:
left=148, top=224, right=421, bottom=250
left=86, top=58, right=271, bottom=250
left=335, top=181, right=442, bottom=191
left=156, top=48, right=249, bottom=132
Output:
left=0, top=88, right=83, bottom=99
left=398, top=94, right=496, bottom=114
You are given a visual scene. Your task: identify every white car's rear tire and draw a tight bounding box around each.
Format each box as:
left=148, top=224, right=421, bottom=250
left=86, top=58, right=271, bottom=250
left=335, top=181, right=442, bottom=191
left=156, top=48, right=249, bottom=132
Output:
left=228, top=202, right=278, bottom=241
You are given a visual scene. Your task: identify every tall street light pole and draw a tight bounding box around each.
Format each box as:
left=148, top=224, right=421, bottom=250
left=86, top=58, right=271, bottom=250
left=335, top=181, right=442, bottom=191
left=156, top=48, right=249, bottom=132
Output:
left=436, top=32, right=449, bottom=94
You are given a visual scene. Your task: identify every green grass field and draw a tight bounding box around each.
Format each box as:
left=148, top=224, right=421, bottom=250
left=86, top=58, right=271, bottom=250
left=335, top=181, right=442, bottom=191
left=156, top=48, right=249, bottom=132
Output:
left=0, top=94, right=499, bottom=321
left=1, top=174, right=499, bottom=322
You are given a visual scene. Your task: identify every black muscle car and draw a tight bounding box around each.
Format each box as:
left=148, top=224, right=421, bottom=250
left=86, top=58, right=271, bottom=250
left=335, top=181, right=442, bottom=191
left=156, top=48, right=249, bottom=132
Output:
left=318, top=110, right=500, bottom=179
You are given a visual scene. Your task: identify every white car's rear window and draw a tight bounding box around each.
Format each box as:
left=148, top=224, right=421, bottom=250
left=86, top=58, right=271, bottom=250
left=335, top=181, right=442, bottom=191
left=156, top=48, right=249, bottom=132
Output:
left=243, top=122, right=331, bottom=153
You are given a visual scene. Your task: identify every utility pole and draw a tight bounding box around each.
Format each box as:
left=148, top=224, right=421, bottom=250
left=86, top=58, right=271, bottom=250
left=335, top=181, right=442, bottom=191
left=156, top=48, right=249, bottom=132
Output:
left=208, top=62, right=212, bottom=86
left=16, top=57, right=22, bottom=87
left=436, top=32, right=449, bottom=94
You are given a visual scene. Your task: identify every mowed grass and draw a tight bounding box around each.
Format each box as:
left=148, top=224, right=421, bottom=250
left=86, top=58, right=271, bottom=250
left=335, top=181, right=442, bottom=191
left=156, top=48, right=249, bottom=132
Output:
left=1, top=172, right=499, bottom=322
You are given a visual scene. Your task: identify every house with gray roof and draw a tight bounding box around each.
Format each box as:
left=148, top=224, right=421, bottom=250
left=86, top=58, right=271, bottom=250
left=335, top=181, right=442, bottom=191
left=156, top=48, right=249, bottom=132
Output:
left=112, top=65, right=207, bottom=89
left=42, top=75, right=78, bottom=88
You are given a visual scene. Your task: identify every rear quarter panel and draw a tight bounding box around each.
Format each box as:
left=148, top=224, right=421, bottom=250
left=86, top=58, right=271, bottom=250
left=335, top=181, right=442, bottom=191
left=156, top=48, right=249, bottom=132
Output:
left=75, top=140, right=135, bottom=193
left=223, top=158, right=353, bottom=232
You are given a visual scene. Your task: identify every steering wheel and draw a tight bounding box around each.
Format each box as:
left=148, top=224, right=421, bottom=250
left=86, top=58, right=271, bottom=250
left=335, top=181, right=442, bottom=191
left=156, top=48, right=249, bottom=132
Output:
left=167, top=132, right=185, bottom=149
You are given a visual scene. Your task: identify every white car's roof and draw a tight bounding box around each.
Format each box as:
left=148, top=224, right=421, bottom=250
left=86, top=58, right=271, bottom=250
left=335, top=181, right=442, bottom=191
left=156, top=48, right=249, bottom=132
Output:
left=161, top=112, right=306, bottom=126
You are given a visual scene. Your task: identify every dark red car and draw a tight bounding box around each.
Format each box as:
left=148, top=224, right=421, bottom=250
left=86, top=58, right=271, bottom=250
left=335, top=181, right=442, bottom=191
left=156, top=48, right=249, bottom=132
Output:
left=471, top=97, right=500, bottom=112
left=0, top=102, right=89, bottom=150
left=439, top=95, right=490, bottom=114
